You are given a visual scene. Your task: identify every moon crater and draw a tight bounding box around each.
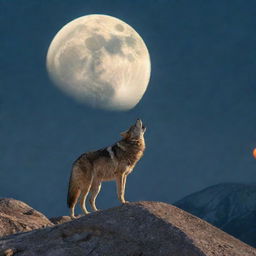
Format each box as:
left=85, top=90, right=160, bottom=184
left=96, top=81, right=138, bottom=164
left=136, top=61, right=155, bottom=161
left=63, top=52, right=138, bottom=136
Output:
left=115, top=24, right=124, bottom=32
left=85, top=35, right=106, bottom=51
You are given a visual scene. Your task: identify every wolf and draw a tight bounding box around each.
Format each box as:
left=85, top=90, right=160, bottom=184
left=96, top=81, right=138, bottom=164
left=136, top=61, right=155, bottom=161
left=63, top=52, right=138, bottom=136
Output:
left=67, top=119, right=146, bottom=218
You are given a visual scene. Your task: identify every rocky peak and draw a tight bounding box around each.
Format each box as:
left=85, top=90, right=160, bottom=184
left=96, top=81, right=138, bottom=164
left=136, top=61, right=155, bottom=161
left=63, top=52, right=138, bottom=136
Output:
left=0, top=201, right=255, bottom=256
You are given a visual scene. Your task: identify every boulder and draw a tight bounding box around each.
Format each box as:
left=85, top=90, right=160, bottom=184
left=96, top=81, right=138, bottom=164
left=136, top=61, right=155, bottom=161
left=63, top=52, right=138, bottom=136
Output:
left=50, top=216, right=72, bottom=225
left=0, top=201, right=255, bottom=256
left=0, top=198, right=53, bottom=237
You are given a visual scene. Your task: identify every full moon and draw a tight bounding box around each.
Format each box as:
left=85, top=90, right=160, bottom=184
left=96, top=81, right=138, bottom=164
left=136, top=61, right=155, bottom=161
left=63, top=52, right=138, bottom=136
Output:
left=46, top=14, right=151, bottom=110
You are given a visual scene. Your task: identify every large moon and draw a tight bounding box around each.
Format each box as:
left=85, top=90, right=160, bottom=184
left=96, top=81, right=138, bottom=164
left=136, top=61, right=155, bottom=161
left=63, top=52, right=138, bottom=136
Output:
left=46, top=14, right=151, bottom=110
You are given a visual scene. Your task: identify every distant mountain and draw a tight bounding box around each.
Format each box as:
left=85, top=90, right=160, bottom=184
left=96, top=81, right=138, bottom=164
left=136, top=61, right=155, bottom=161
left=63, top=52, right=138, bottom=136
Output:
left=174, top=183, right=256, bottom=248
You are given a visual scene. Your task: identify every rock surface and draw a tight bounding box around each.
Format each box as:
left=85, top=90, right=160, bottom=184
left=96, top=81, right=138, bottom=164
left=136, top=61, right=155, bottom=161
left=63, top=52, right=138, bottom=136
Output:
left=0, top=198, right=53, bottom=237
left=174, top=183, right=256, bottom=247
left=50, top=216, right=72, bottom=225
left=0, top=201, right=255, bottom=256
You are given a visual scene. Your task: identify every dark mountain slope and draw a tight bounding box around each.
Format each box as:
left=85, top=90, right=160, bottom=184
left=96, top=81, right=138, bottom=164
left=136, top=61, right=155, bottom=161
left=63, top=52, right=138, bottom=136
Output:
left=175, top=183, right=256, bottom=247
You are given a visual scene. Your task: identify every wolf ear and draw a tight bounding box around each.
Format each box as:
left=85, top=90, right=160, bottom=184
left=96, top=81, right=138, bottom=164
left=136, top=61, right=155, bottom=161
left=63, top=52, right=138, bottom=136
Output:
left=120, top=130, right=129, bottom=138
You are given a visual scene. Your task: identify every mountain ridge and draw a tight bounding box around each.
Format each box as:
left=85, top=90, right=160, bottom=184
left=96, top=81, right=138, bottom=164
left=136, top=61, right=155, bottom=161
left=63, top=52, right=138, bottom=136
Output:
left=174, top=183, right=256, bottom=247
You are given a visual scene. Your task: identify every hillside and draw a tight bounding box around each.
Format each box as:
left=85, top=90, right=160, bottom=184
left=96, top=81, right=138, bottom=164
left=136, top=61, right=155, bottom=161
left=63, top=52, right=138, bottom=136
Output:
left=174, top=183, right=256, bottom=247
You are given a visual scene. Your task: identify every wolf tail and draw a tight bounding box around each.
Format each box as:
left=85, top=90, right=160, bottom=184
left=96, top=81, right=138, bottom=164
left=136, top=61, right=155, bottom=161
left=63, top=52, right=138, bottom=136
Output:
left=67, top=171, right=80, bottom=208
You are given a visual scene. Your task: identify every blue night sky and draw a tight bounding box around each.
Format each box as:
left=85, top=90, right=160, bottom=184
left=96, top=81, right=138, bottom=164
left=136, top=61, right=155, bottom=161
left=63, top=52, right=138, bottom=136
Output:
left=1, top=0, right=256, bottom=217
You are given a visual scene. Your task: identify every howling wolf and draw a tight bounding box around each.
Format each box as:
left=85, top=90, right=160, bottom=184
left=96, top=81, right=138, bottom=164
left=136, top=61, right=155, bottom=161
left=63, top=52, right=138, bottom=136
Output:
left=67, top=119, right=146, bottom=218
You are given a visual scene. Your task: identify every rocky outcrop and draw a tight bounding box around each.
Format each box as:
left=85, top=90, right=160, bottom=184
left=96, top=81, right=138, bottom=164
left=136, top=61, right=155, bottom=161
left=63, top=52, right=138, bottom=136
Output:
left=174, top=183, right=256, bottom=247
left=49, top=216, right=72, bottom=225
left=0, top=198, right=53, bottom=237
left=0, top=201, right=255, bottom=256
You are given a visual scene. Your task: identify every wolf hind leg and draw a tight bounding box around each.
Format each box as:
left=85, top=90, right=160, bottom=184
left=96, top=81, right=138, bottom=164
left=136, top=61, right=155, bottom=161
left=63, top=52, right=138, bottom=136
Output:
left=79, top=178, right=92, bottom=215
left=89, top=180, right=102, bottom=211
left=70, top=189, right=81, bottom=219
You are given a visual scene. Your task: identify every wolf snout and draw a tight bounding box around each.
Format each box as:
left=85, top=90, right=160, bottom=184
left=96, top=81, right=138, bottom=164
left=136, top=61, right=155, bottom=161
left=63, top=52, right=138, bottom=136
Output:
left=136, top=118, right=143, bottom=126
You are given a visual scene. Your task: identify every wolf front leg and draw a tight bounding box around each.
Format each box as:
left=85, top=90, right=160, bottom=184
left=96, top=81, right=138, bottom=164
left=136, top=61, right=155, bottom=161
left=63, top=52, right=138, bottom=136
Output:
left=116, top=174, right=128, bottom=204
left=122, top=174, right=129, bottom=203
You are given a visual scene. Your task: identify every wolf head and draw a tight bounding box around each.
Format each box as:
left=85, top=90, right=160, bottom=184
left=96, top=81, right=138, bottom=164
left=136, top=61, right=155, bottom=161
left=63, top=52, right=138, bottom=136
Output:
left=121, top=119, right=146, bottom=141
